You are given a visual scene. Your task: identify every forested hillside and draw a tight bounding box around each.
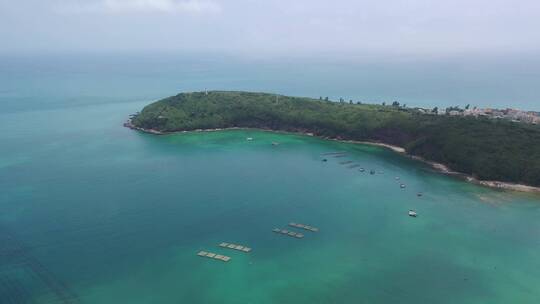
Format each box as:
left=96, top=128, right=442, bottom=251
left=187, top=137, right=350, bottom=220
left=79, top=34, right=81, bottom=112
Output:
left=132, top=91, right=540, bottom=186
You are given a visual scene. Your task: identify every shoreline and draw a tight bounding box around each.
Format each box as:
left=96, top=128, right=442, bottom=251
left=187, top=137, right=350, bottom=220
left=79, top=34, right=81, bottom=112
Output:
left=124, top=120, right=540, bottom=194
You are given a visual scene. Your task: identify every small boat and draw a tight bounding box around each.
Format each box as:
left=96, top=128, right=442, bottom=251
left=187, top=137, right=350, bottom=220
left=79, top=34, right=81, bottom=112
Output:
left=417, top=192, right=423, bottom=197
left=359, top=168, right=365, bottom=172
left=370, top=170, right=376, bottom=175
left=272, top=142, right=279, bottom=146
left=408, top=210, right=417, bottom=217
left=400, top=184, right=406, bottom=189
left=322, top=158, right=328, bottom=162
left=395, top=177, right=400, bottom=180
left=246, top=137, right=253, bottom=141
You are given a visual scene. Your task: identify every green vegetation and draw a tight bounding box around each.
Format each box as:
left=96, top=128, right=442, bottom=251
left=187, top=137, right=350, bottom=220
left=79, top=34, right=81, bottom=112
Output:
left=132, top=91, right=540, bottom=186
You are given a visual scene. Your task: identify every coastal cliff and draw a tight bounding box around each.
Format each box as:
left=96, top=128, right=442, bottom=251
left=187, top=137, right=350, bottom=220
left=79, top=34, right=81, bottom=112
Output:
left=130, top=91, right=540, bottom=188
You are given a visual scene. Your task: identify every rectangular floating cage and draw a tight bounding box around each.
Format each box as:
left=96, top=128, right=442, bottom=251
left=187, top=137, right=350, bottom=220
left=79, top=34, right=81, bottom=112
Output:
left=288, top=222, right=319, bottom=232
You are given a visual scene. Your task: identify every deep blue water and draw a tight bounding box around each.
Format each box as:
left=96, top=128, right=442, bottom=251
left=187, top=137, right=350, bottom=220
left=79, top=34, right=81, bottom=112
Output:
left=1, top=53, right=539, bottom=114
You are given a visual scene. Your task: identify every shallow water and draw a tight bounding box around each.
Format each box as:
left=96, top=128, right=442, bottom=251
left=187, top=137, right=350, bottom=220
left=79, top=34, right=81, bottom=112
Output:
left=1, top=55, right=540, bottom=303
left=2, top=115, right=540, bottom=303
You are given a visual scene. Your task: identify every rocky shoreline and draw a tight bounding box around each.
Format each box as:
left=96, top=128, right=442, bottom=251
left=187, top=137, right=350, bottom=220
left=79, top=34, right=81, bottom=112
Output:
left=124, top=119, right=540, bottom=194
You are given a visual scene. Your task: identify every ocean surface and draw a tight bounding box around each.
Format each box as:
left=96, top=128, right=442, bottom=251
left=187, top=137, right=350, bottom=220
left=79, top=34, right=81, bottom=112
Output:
left=1, top=54, right=540, bottom=303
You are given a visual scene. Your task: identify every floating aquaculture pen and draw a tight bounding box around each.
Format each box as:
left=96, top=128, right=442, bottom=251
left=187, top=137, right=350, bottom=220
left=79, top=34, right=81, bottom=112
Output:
left=322, top=152, right=347, bottom=156
left=219, top=242, right=252, bottom=253
left=272, top=228, right=304, bottom=239
left=197, top=251, right=231, bottom=262
left=288, top=222, right=319, bottom=232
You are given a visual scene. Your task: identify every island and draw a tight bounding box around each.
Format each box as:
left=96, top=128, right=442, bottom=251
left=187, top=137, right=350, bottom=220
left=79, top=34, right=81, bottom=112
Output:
left=128, top=91, right=540, bottom=190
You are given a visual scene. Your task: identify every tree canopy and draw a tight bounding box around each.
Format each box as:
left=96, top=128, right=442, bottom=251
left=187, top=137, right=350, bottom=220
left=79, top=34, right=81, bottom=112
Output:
left=132, top=91, right=540, bottom=186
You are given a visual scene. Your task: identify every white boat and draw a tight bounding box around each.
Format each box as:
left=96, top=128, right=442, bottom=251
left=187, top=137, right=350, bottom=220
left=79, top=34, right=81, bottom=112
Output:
left=408, top=210, right=417, bottom=217
left=246, top=137, right=253, bottom=141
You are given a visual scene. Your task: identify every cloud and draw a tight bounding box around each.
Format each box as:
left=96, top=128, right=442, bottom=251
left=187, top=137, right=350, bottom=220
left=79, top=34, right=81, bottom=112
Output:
left=3, top=0, right=539, bottom=56
left=56, top=0, right=221, bottom=14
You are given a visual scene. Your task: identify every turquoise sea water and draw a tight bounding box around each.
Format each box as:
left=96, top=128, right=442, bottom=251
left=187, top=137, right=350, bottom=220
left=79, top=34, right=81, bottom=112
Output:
left=1, top=55, right=540, bottom=303
left=1, top=53, right=540, bottom=112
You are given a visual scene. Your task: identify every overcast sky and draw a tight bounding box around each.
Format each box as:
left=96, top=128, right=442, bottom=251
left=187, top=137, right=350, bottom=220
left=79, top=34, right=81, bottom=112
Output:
left=1, top=0, right=539, bottom=57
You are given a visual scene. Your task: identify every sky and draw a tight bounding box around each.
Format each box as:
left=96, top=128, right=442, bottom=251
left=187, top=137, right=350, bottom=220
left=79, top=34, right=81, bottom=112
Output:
left=1, top=0, right=539, bottom=57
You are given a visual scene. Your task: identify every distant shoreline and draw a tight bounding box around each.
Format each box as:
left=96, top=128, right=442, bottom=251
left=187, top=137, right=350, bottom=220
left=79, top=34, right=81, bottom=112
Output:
left=124, top=120, right=540, bottom=194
